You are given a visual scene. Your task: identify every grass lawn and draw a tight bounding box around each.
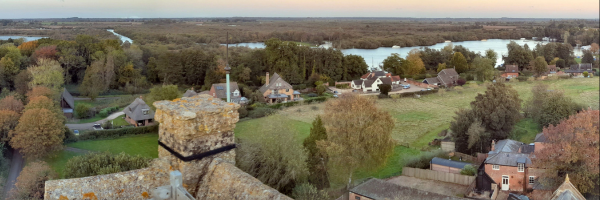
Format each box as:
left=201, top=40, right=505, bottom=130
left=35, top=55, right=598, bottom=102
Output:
left=44, top=151, right=83, bottom=178
left=111, top=114, right=130, bottom=127
left=235, top=115, right=311, bottom=142
left=510, top=118, right=542, bottom=144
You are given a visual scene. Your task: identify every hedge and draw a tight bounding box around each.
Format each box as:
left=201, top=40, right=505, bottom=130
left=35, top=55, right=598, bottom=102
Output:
left=98, top=106, right=120, bottom=118
left=74, top=125, right=158, bottom=142
left=268, top=101, right=300, bottom=109
left=390, top=89, right=439, bottom=98
left=304, top=96, right=327, bottom=104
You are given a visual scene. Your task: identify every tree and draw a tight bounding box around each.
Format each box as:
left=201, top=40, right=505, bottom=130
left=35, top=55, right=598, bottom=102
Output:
left=63, top=152, right=152, bottom=178
left=14, top=70, right=31, bottom=98
left=379, top=84, right=392, bottom=95
left=9, top=108, right=65, bottom=159
left=581, top=50, right=594, bottom=64
left=26, top=86, right=55, bottom=103
left=382, top=53, right=404, bottom=76
left=0, top=57, right=18, bottom=79
left=32, top=45, right=58, bottom=62
left=79, top=60, right=106, bottom=100
left=404, top=49, right=426, bottom=75
left=24, top=95, right=65, bottom=121
left=0, top=95, right=24, bottom=113
left=7, top=161, right=56, bottom=200
left=0, top=110, right=19, bottom=142
left=466, top=120, right=489, bottom=153
left=315, top=81, right=327, bottom=96
left=291, top=183, right=330, bottom=200
left=436, top=63, right=447, bottom=73
left=505, top=41, right=533, bottom=71
left=236, top=115, right=309, bottom=194
left=524, top=84, right=581, bottom=128
left=147, top=85, right=181, bottom=110
left=471, top=57, right=495, bottom=81
left=532, top=109, right=599, bottom=195
left=590, top=43, right=599, bottom=55
left=485, top=49, right=498, bottom=67
left=556, top=59, right=566, bottom=69
left=532, top=56, right=549, bottom=76
left=27, top=59, right=64, bottom=96
left=0, top=45, right=22, bottom=70
left=303, top=116, right=329, bottom=189
left=342, top=54, right=368, bottom=80
left=460, top=165, right=476, bottom=176
left=318, top=94, right=395, bottom=188
left=450, top=52, right=468, bottom=73
left=17, top=41, right=38, bottom=57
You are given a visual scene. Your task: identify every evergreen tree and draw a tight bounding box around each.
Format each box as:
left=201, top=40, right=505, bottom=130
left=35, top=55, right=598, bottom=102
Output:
left=303, top=116, right=330, bottom=189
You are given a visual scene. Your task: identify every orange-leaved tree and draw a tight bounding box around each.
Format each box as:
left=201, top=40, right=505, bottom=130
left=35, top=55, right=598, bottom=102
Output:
left=17, top=40, right=38, bottom=57
left=0, top=95, right=24, bottom=113
left=0, top=110, right=20, bottom=143
left=8, top=161, right=57, bottom=199
left=25, top=86, right=55, bottom=103
left=532, top=109, right=599, bottom=195
left=9, top=108, right=64, bottom=159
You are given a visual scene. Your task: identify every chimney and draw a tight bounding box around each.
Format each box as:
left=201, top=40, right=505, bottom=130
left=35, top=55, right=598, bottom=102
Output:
left=139, top=95, right=142, bottom=100
left=491, top=140, right=496, bottom=151
left=266, top=72, right=270, bottom=85
left=191, top=87, right=194, bottom=91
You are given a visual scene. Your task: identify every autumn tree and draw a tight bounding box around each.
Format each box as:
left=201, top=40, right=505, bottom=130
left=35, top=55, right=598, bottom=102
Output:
left=403, top=49, right=426, bottom=75
left=450, top=52, right=468, bottom=73
left=17, top=41, right=38, bottom=57
left=31, top=45, right=58, bottom=62
left=26, top=86, right=55, bottom=103
left=7, top=161, right=56, bottom=200
left=303, top=116, right=329, bottom=189
left=382, top=53, right=404, bottom=76
left=0, top=45, right=22, bottom=70
left=9, top=108, right=65, bottom=159
left=25, top=95, right=65, bottom=121
left=532, top=109, right=599, bottom=195
left=318, top=94, right=395, bottom=188
left=0, top=110, right=19, bottom=142
left=27, top=59, right=64, bottom=96
left=532, top=56, right=549, bottom=76
left=236, top=115, right=309, bottom=194
left=0, top=95, right=24, bottom=113
left=590, top=43, right=599, bottom=55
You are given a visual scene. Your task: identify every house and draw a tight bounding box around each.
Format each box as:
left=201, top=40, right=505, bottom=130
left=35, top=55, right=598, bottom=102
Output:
left=482, top=139, right=537, bottom=192
left=259, top=72, right=295, bottom=103
left=183, top=88, right=198, bottom=97
left=430, top=157, right=472, bottom=174
left=531, top=175, right=586, bottom=200
left=548, top=65, right=557, bottom=74
left=349, top=178, right=464, bottom=200
left=352, top=71, right=397, bottom=92
left=60, top=88, right=75, bottom=119
left=124, top=97, right=155, bottom=127
left=422, top=68, right=459, bottom=87
left=209, top=82, right=240, bottom=100
left=501, top=65, right=519, bottom=79
left=564, top=63, right=593, bottom=76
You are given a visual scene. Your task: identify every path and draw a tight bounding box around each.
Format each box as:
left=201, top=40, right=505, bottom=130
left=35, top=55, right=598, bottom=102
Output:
left=66, top=111, right=125, bottom=130
left=64, top=147, right=94, bottom=154
left=3, top=150, right=24, bottom=197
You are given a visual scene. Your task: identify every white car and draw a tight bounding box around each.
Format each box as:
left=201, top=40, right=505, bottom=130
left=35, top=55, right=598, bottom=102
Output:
left=92, top=124, right=103, bottom=130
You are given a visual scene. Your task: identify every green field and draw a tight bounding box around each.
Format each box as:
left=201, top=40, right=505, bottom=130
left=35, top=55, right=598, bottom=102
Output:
left=111, top=114, right=130, bottom=127
left=234, top=77, right=600, bottom=187
left=46, top=133, right=158, bottom=178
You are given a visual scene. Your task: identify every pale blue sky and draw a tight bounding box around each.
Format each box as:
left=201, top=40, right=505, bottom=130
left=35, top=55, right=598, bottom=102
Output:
left=0, top=0, right=598, bottom=19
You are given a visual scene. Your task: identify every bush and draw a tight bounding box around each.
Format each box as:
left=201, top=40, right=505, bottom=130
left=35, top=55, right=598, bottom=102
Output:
left=456, top=79, right=466, bottom=86
left=460, top=165, right=476, bottom=176
left=75, top=104, right=93, bottom=119
left=389, top=89, right=438, bottom=98
left=292, top=183, right=330, bottom=200
left=63, top=152, right=152, bottom=179
left=335, top=84, right=350, bottom=89
left=379, top=84, right=392, bottom=95
left=76, top=125, right=158, bottom=141
left=583, top=71, right=589, bottom=77
left=269, top=101, right=300, bottom=109
left=63, top=126, right=78, bottom=143
left=412, top=74, right=426, bottom=80
left=293, top=84, right=307, bottom=90
left=8, top=161, right=56, bottom=199
left=304, top=96, right=327, bottom=104
left=527, top=77, right=535, bottom=82
left=307, top=93, right=318, bottom=97
left=517, top=76, right=529, bottom=82
left=558, top=74, right=571, bottom=79
left=238, top=107, right=249, bottom=118
left=248, top=107, right=276, bottom=118
left=403, top=150, right=449, bottom=169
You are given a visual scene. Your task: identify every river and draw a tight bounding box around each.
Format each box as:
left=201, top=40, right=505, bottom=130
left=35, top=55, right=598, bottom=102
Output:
left=0, top=36, right=47, bottom=42
left=225, top=40, right=589, bottom=69
left=107, top=29, right=133, bottom=44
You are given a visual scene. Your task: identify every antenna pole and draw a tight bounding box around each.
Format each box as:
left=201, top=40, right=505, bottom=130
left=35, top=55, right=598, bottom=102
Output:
left=226, top=32, right=231, bottom=103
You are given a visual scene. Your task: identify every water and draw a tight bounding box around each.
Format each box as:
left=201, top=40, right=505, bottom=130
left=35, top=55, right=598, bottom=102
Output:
left=0, top=36, right=47, bottom=42
left=107, top=29, right=133, bottom=44
left=225, top=40, right=589, bottom=69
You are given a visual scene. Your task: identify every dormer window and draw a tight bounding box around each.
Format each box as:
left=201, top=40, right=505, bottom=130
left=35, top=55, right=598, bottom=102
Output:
left=233, top=91, right=239, bottom=96
left=142, top=109, right=149, bottom=115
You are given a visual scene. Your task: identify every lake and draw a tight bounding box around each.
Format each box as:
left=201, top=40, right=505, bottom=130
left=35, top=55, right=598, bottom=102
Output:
left=0, top=36, right=47, bottom=42
left=107, top=29, right=133, bottom=44
left=225, top=40, right=589, bottom=69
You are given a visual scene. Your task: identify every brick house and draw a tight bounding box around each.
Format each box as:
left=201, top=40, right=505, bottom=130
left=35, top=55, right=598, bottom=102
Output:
left=60, top=88, right=75, bottom=119
left=501, top=65, right=519, bottom=79
left=422, top=68, right=459, bottom=87
left=124, top=97, right=155, bottom=127
left=564, top=63, right=593, bottom=76
left=259, top=72, right=295, bottom=103
left=209, top=82, right=248, bottom=104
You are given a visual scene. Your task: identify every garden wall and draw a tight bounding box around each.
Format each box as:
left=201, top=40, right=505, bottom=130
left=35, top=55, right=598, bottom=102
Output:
left=402, top=167, right=475, bottom=186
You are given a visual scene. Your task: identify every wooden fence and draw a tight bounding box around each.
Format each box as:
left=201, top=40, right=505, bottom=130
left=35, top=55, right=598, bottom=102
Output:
left=402, top=167, right=475, bottom=186
left=441, top=141, right=455, bottom=152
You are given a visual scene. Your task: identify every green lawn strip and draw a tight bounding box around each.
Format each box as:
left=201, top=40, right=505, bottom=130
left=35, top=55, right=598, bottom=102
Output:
left=510, top=118, right=542, bottom=144
left=67, top=133, right=159, bottom=158
left=351, top=146, right=422, bottom=185
left=575, top=58, right=581, bottom=64
left=111, top=114, right=130, bottom=127
left=235, top=116, right=311, bottom=143
left=44, top=150, right=82, bottom=179
left=411, top=124, right=451, bottom=150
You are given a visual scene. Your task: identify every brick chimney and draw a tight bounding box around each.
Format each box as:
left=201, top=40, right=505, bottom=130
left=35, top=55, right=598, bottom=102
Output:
left=139, top=95, right=142, bottom=100
left=266, top=72, right=270, bottom=85
left=491, top=140, right=496, bottom=151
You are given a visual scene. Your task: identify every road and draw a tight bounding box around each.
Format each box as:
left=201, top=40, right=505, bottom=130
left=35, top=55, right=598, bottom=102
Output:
left=66, top=111, right=125, bottom=130
left=3, top=150, right=24, bottom=197
left=72, top=97, right=122, bottom=101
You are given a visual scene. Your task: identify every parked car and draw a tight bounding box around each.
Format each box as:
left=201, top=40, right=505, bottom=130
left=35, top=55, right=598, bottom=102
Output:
left=93, top=124, right=103, bottom=130
left=333, top=94, right=339, bottom=98
left=73, top=130, right=80, bottom=135
left=403, top=84, right=411, bottom=89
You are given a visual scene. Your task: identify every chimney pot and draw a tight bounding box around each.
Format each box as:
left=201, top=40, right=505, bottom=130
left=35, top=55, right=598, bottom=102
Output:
left=140, top=96, right=143, bottom=100
left=491, top=140, right=496, bottom=151
left=266, top=72, right=270, bottom=86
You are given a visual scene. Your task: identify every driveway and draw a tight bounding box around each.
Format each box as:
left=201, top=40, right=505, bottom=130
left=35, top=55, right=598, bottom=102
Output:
left=386, top=175, right=468, bottom=197
left=66, top=111, right=125, bottom=130
left=3, top=150, right=24, bottom=197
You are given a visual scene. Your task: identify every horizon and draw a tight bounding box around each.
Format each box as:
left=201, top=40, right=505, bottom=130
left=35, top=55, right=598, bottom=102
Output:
left=1, top=0, right=598, bottom=19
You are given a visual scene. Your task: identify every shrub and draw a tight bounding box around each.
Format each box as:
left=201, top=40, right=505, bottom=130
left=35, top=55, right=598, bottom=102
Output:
left=517, top=76, right=529, bottom=82
left=527, top=77, right=535, bottom=82
left=456, top=79, right=466, bottom=86
left=248, top=107, right=276, bottom=119
left=8, top=161, right=56, bottom=199
left=75, top=104, right=93, bottom=119
left=558, top=74, right=571, bottom=79
left=307, top=93, right=318, bottom=97
left=583, top=71, right=589, bottom=77
left=269, top=101, right=300, bottom=109
left=316, top=85, right=327, bottom=95
left=292, top=183, right=330, bottom=200
left=412, top=74, right=426, bottom=80
left=238, top=107, right=249, bottom=118
left=76, top=125, right=158, bottom=141
left=460, top=165, right=476, bottom=176
left=403, top=150, right=449, bottom=169
left=293, top=84, right=307, bottom=90
left=454, top=86, right=464, bottom=90
left=379, top=84, right=392, bottom=95
left=304, top=96, right=327, bottom=104
left=63, top=152, right=152, bottom=179
left=63, top=126, right=78, bottom=143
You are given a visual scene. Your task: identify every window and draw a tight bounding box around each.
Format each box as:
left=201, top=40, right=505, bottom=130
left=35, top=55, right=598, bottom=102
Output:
left=529, top=176, right=535, bottom=184
left=233, top=91, right=239, bottom=96
left=355, top=196, right=361, bottom=200
left=518, top=163, right=524, bottom=172
left=286, top=89, right=289, bottom=92
left=272, top=89, right=276, bottom=94
left=493, top=165, right=499, bottom=170
left=142, top=109, right=149, bottom=115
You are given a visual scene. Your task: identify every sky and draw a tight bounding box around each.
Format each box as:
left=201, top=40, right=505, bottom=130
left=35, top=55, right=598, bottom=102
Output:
left=0, top=0, right=598, bottom=19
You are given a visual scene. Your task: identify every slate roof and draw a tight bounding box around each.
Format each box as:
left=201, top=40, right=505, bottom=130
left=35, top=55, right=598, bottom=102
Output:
left=548, top=65, right=557, bottom=71
left=353, top=80, right=364, bottom=86
left=379, top=77, right=392, bottom=85
left=566, top=63, right=594, bottom=73
left=198, top=90, right=210, bottom=95
left=551, top=175, right=586, bottom=200
left=438, top=68, right=459, bottom=86
left=61, top=88, right=75, bottom=109
left=424, top=77, right=441, bottom=85
left=259, top=73, right=293, bottom=94
left=373, top=71, right=386, bottom=77
left=212, top=82, right=240, bottom=99
left=485, top=139, right=532, bottom=167
left=183, top=89, right=198, bottom=97
left=363, top=79, right=375, bottom=87
left=505, top=65, right=519, bottom=73
left=124, top=98, right=154, bottom=121
left=520, top=144, right=535, bottom=154
left=535, top=133, right=547, bottom=143
left=350, top=178, right=465, bottom=200
left=508, top=193, right=530, bottom=200
left=431, top=157, right=471, bottom=169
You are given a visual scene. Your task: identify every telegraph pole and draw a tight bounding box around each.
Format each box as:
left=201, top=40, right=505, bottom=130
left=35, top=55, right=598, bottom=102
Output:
left=225, top=32, right=231, bottom=103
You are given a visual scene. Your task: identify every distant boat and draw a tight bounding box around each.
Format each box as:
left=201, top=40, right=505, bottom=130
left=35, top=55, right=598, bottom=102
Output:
left=392, top=45, right=400, bottom=49
left=481, top=39, right=487, bottom=41
left=444, top=40, right=451, bottom=43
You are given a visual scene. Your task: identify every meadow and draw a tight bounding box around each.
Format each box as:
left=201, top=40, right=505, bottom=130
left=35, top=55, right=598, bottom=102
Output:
left=234, top=77, right=600, bottom=186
